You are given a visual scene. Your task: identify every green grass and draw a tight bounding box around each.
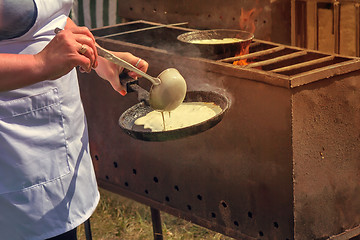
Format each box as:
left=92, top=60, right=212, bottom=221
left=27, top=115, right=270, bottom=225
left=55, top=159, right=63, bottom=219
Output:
left=77, top=188, right=234, bottom=240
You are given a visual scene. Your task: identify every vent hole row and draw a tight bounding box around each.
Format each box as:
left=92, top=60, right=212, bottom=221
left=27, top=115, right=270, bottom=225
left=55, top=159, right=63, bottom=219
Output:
left=103, top=162, right=283, bottom=238
left=126, top=7, right=264, bottom=22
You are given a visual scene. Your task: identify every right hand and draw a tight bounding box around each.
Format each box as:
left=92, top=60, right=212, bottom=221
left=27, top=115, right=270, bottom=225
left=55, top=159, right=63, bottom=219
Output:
left=34, top=26, right=98, bottom=80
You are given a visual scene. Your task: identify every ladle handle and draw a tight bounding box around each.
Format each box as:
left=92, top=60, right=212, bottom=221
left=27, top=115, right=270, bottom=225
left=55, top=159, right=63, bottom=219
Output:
left=119, top=74, right=150, bottom=105
left=96, top=45, right=161, bottom=85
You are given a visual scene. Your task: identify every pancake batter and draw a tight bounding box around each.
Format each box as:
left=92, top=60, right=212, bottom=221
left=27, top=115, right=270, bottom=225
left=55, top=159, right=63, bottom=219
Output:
left=189, top=38, right=244, bottom=44
left=134, top=102, right=222, bottom=131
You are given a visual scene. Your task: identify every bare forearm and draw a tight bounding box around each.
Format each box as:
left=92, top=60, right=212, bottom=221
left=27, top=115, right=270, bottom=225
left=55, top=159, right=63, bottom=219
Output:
left=0, top=53, right=46, bottom=91
left=0, top=19, right=97, bottom=92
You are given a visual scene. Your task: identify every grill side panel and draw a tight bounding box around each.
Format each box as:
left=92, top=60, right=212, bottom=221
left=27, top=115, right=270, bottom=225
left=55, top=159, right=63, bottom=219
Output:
left=292, top=70, right=360, bottom=239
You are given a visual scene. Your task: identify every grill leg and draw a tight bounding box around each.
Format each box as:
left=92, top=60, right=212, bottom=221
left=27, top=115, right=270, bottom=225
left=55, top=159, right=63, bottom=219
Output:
left=84, top=218, right=92, bottom=240
left=150, top=207, right=163, bottom=240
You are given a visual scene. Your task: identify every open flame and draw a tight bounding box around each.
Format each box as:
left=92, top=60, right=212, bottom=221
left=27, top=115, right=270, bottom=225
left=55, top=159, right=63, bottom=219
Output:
left=233, top=3, right=262, bottom=66
left=239, top=7, right=257, bottom=34
left=233, top=44, right=251, bottom=66
left=233, top=59, right=248, bottom=66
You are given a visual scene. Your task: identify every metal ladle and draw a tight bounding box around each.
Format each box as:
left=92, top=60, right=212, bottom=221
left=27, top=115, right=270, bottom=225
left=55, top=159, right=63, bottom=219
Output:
left=96, top=45, right=187, bottom=112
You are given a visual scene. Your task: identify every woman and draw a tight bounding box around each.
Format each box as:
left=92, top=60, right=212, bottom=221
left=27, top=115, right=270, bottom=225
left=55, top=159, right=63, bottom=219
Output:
left=0, top=0, right=148, bottom=239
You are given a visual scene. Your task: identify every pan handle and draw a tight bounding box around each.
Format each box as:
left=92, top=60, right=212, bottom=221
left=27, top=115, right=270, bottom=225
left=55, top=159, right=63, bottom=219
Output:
left=119, top=73, right=150, bottom=105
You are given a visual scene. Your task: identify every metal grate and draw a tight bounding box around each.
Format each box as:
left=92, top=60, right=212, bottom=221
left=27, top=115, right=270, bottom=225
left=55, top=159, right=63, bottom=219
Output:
left=92, top=20, right=360, bottom=88
left=218, top=38, right=360, bottom=87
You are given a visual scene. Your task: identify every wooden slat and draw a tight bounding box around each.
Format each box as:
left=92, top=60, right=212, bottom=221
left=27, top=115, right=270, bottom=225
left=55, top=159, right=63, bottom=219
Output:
left=356, top=3, right=360, bottom=57
left=244, top=51, right=308, bottom=68
left=271, top=55, right=335, bottom=73
left=249, top=41, right=261, bottom=48
left=333, top=1, right=341, bottom=54
left=295, top=0, right=360, bottom=3
left=290, top=59, right=360, bottom=87
left=328, top=224, right=360, bottom=240
left=291, top=0, right=296, bottom=46
left=219, top=46, right=286, bottom=63
left=313, top=1, right=318, bottom=50
left=298, top=1, right=308, bottom=48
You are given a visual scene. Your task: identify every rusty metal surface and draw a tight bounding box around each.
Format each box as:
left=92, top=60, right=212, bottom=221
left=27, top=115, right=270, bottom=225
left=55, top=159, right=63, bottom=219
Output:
left=292, top=70, right=360, bottom=239
left=78, top=22, right=360, bottom=239
left=116, top=0, right=291, bottom=44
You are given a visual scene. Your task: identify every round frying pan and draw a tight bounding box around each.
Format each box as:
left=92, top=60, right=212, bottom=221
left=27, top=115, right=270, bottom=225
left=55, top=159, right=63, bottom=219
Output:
left=119, top=90, right=230, bottom=142
left=177, top=29, right=254, bottom=60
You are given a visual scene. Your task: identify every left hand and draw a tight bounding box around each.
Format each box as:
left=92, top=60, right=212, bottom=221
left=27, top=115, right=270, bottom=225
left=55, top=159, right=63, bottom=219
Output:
left=94, top=51, right=149, bottom=95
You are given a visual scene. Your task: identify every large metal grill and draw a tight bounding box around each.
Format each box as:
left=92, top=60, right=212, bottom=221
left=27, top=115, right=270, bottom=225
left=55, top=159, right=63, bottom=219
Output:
left=78, top=20, right=360, bottom=239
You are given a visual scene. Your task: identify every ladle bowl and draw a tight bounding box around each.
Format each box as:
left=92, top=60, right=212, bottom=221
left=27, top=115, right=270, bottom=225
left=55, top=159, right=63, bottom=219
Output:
left=149, top=68, right=187, bottom=112
left=96, top=46, right=187, bottom=111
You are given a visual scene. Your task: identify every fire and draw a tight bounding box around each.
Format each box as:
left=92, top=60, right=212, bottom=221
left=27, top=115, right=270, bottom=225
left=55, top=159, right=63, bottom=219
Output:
left=233, top=41, right=251, bottom=65
left=239, top=8, right=257, bottom=34
left=233, top=59, right=248, bottom=66
left=233, top=46, right=250, bottom=66
left=239, top=0, right=262, bottom=33
left=233, top=4, right=261, bottom=66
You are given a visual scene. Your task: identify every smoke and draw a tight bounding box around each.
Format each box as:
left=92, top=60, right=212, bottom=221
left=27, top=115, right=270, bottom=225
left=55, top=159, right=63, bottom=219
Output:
left=177, top=65, right=234, bottom=108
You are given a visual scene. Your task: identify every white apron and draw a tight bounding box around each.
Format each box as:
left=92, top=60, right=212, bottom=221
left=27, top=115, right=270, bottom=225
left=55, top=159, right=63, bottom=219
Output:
left=0, top=1, right=99, bottom=239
